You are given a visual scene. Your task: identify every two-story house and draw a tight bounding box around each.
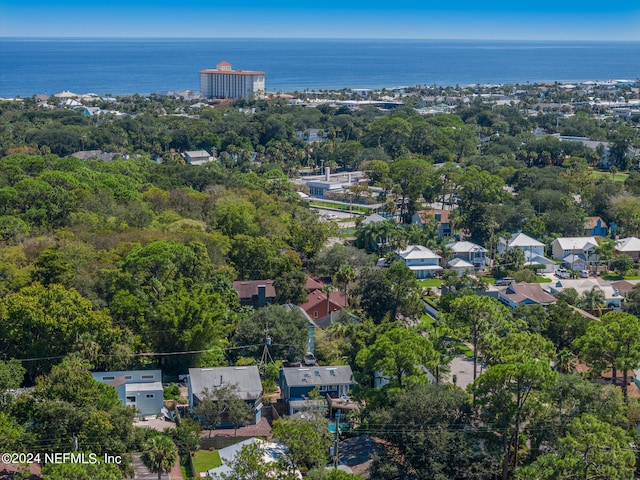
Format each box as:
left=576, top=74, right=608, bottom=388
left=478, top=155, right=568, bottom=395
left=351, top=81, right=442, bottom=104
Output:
left=411, top=210, right=451, bottom=237
left=92, top=370, right=163, bottom=418
left=448, top=241, right=487, bottom=271
left=188, top=366, right=263, bottom=426
left=280, top=366, right=355, bottom=415
left=551, top=237, right=599, bottom=271
left=395, top=245, right=442, bottom=279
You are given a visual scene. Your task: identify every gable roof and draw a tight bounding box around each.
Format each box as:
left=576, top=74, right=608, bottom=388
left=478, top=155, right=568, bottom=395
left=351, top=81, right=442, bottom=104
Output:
left=300, top=289, right=347, bottom=311
left=553, top=236, right=598, bottom=251
left=501, top=282, right=557, bottom=305
left=232, top=280, right=276, bottom=299
left=448, top=257, right=474, bottom=268
left=585, top=216, right=607, bottom=229
left=361, top=213, right=387, bottom=225
left=396, top=245, right=440, bottom=260
left=505, top=232, right=545, bottom=248
left=616, top=237, right=640, bottom=253
left=449, top=241, right=487, bottom=254
left=281, top=365, right=354, bottom=387
left=189, top=366, right=262, bottom=402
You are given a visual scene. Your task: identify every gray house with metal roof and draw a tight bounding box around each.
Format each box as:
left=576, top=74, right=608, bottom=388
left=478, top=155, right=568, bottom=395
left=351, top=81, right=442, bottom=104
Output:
left=188, top=366, right=263, bottom=425
left=92, top=370, right=163, bottom=418
left=280, top=366, right=355, bottom=414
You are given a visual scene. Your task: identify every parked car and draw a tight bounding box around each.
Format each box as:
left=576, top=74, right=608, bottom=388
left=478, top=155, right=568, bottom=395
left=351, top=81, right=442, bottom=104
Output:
left=580, top=270, right=589, bottom=278
left=556, top=268, right=570, bottom=279
left=495, top=277, right=514, bottom=286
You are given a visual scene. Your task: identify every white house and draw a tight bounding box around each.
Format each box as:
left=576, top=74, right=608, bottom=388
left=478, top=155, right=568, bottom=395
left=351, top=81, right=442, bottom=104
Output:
left=395, top=245, right=442, bottom=279
left=497, top=232, right=545, bottom=257
left=448, top=241, right=487, bottom=270
left=616, top=237, right=640, bottom=261
left=183, top=150, right=214, bottom=165
left=551, top=237, right=599, bottom=269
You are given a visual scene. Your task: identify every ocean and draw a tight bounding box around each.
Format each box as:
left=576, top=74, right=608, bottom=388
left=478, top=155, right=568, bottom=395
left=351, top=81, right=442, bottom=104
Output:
left=0, top=38, right=639, bottom=97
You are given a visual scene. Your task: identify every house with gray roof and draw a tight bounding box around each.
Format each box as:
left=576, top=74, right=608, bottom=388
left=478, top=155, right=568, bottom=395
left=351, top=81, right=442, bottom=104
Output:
left=92, top=370, right=163, bottom=418
left=280, top=366, right=355, bottom=415
left=188, top=366, right=263, bottom=425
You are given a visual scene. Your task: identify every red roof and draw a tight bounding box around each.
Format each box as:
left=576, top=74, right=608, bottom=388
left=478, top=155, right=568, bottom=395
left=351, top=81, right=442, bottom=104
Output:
left=305, top=276, right=324, bottom=291
left=300, top=289, right=347, bottom=312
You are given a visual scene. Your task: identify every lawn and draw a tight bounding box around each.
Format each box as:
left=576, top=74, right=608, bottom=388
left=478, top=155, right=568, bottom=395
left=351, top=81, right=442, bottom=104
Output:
left=589, top=170, right=628, bottom=182
left=601, top=273, right=640, bottom=281
left=418, top=278, right=443, bottom=287
left=191, top=449, right=222, bottom=475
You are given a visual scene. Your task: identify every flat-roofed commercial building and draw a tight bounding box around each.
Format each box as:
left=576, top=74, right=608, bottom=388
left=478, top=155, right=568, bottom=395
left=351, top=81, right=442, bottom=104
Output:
left=199, top=61, right=265, bottom=100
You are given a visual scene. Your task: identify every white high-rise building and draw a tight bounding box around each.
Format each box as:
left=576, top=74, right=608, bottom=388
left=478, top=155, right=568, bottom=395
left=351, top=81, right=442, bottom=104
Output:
left=199, top=61, right=265, bottom=100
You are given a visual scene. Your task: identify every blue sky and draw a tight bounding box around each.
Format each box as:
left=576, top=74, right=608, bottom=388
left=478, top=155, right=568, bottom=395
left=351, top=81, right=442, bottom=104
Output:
left=1, top=1, right=639, bottom=40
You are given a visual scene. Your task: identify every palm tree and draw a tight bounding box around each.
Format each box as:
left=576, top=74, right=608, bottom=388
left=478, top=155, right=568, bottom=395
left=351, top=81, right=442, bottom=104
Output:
left=580, top=286, right=606, bottom=315
left=141, top=435, right=178, bottom=480
left=321, top=284, right=336, bottom=321
left=556, top=349, right=577, bottom=374
left=334, top=263, right=356, bottom=307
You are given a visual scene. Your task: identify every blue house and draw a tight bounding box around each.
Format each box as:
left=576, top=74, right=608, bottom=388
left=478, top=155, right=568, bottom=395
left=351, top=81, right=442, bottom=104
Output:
left=584, top=216, right=608, bottom=237
left=92, top=370, right=163, bottom=418
left=280, top=366, right=355, bottom=415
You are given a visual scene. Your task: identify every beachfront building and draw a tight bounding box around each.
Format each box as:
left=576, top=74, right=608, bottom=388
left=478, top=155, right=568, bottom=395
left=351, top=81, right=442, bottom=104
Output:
left=199, top=61, right=265, bottom=100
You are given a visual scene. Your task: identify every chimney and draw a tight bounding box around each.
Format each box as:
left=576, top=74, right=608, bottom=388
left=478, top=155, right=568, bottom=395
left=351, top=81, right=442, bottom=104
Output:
left=325, top=166, right=331, bottom=181
left=258, top=284, right=266, bottom=307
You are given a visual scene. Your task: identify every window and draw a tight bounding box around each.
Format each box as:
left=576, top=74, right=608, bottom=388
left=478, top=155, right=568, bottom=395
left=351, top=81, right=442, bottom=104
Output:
left=146, top=394, right=154, bottom=398
left=313, top=311, right=318, bottom=318
left=126, top=396, right=136, bottom=403
left=141, top=375, right=154, bottom=379
left=102, top=376, right=115, bottom=381
left=125, top=375, right=132, bottom=380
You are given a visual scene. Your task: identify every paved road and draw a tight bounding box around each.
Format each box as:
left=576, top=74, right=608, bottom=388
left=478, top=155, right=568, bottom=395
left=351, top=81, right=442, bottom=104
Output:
left=448, top=355, right=486, bottom=390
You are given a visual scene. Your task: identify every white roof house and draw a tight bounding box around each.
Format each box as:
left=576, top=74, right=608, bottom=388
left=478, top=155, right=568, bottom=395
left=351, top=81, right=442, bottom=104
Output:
left=616, top=237, right=640, bottom=255
left=498, top=232, right=545, bottom=256
left=551, top=237, right=598, bottom=263
left=395, top=245, right=442, bottom=278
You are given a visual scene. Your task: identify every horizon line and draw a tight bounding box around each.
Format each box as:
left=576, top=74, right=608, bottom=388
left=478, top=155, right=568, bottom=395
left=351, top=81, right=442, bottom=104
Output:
left=2, top=36, right=640, bottom=42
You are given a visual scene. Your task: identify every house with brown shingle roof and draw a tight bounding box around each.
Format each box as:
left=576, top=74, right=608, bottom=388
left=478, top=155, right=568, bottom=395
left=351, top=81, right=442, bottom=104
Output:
left=497, top=282, right=557, bottom=308
left=232, top=280, right=276, bottom=308
left=411, top=209, right=451, bottom=237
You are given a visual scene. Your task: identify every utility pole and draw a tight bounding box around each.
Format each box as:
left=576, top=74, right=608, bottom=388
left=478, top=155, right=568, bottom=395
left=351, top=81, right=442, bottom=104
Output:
left=333, top=409, right=341, bottom=467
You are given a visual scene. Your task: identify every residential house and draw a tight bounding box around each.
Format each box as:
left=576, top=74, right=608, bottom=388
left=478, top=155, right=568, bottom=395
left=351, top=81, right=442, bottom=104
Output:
left=551, top=237, right=599, bottom=270
left=299, top=289, right=347, bottom=328
left=448, top=257, right=475, bottom=276
left=411, top=209, right=451, bottom=237
left=360, top=213, right=387, bottom=226
left=546, top=278, right=625, bottom=309
left=283, top=303, right=318, bottom=355
left=92, top=370, right=163, bottom=418
left=584, top=216, right=608, bottom=237
left=497, top=232, right=545, bottom=257
left=280, top=366, right=355, bottom=415
left=233, top=280, right=276, bottom=308
left=188, top=366, right=263, bottom=425
left=395, top=245, right=443, bottom=279
left=497, top=282, right=557, bottom=308
left=205, top=438, right=300, bottom=479
left=182, top=149, right=214, bottom=165
left=616, top=237, right=640, bottom=261
left=448, top=241, right=487, bottom=270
